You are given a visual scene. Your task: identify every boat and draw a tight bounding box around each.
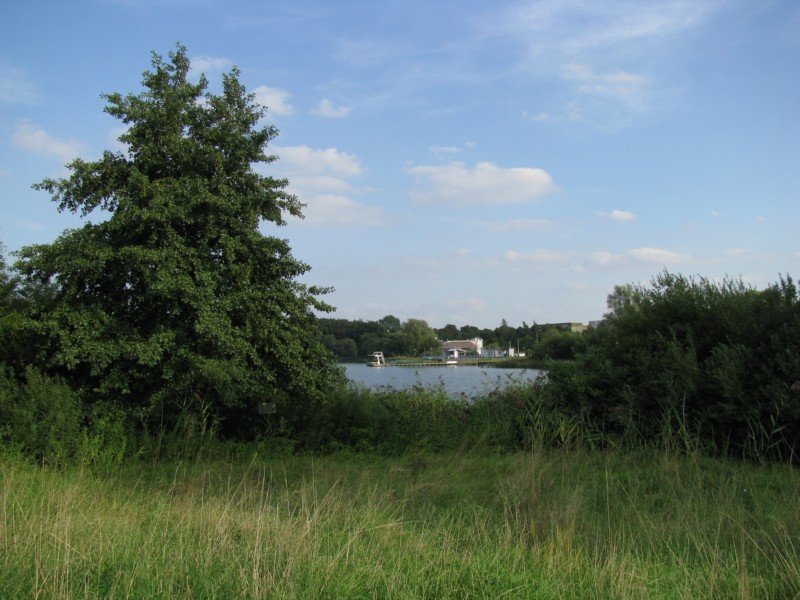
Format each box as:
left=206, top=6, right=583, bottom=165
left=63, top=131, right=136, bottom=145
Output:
left=368, top=351, right=387, bottom=367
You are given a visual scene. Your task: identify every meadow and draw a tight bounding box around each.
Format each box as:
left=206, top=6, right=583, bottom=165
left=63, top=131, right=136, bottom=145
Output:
left=2, top=446, right=798, bottom=599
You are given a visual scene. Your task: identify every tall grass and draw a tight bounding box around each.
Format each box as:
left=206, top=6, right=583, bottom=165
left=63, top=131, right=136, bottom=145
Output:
left=2, top=448, right=798, bottom=598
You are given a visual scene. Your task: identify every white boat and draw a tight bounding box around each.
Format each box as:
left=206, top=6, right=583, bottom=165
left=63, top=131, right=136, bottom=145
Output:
left=368, top=351, right=387, bottom=367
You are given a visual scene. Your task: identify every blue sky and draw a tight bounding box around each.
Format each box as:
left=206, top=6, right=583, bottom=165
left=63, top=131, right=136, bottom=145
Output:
left=1, top=0, right=798, bottom=328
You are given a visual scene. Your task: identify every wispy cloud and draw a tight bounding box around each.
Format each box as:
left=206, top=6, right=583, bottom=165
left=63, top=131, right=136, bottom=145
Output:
left=0, top=63, right=38, bottom=104
left=562, top=62, right=650, bottom=109
left=494, top=0, right=724, bottom=125
left=591, top=247, right=692, bottom=267
left=12, top=121, right=85, bottom=163
left=311, top=98, right=351, bottom=118
left=189, top=55, right=232, bottom=78
left=408, top=161, right=558, bottom=206
left=499, top=0, right=722, bottom=54
left=253, top=85, right=294, bottom=116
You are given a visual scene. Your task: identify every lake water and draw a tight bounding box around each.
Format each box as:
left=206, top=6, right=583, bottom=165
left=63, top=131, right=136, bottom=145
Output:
left=344, top=363, right=542, bottom=398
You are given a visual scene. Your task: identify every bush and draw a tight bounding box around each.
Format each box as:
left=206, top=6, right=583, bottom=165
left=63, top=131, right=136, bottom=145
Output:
left=546, top=272, right=800, bottom=460
left=0, top=368, right=132, bottom=467
left=0, top=367, right=83, bottom=465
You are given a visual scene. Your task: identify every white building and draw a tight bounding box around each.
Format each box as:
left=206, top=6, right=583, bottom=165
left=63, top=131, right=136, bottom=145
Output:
left=441, top=337, right=483, bottom=360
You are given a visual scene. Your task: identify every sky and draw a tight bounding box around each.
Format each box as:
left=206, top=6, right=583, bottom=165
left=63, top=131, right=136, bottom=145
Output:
left=1, top=0, right=798, bottom=329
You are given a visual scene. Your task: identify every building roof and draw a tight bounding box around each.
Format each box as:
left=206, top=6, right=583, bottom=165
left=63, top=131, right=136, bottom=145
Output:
left=441, top=340, right=478, bottom=351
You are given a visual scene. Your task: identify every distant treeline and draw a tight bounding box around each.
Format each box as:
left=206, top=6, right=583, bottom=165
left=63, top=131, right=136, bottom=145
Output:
left=319, top=315, right=587, bottom=360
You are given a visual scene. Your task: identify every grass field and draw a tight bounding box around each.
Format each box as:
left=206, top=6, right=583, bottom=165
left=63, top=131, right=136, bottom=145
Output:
left=1, top=448, right=798, bottom=598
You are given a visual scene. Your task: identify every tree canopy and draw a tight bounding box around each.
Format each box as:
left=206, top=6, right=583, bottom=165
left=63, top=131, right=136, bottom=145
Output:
left=15, top=46, right=341, bottom=435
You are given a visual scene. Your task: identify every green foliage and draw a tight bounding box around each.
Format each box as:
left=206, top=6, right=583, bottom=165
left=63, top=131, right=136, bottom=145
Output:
left=529, top=328, right=587, bottom=360
left=0, top=368, right=131, bottom=467
left=547, top=271, right=800, bottom=460
left=319, top=315, right=440, bottom=358
left=0, top=367, right=83, bottom=465
left=14, top=46, right=341, bottom=437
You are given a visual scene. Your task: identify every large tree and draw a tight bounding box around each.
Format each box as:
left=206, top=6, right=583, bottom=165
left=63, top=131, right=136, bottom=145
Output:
left=16, top=46, right=341, bottom=435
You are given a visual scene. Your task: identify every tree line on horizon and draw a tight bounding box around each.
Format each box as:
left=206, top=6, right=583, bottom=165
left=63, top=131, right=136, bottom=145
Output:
left=319, top=316, right=587, bottom=360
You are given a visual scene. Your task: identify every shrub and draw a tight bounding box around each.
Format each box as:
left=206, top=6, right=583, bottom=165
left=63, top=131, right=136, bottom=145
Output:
left=0, top=367, right=83, bottom=464
left=546, top=272, right=800, bottom=460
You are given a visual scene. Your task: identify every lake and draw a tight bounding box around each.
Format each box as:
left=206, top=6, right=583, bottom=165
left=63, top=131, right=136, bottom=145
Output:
left=344, top=363, right=542, bottom=398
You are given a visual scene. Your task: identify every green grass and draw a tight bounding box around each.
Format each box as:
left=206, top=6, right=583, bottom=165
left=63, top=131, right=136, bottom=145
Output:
left=2, top=448, right=798, bottom=599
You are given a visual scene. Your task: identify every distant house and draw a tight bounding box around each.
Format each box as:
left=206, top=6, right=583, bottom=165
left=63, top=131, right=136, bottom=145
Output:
left=441, top=338, right=510, bottom=360
left=441, top=337, right=482, bottom=360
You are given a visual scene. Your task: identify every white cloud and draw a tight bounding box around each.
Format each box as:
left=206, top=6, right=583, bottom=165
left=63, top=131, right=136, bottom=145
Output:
left=756, top=216, right=766, bottom=222
left=0, top=169, right=11, bottom=180
left=276, top=145, right=362, bottom=177
left=267, top=145, right=386, bottom=227
left=12, top=121, right=85, bottom=163
left=253, top=85, right=294, bottom=116
left=710, top=210, right=722, bottom=217
left=0, top=63, right=38, bottom=104
left=189, top=55, right=233, bottom=78
left=592, top=247, right=692, bottom=267
left=301, top=194, right=387, bottom=227
left=408, top=161, right=558, bottom=206
left=311, top=98, right=352, bottom=118
left=600, top=209, right=636, bottom=221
